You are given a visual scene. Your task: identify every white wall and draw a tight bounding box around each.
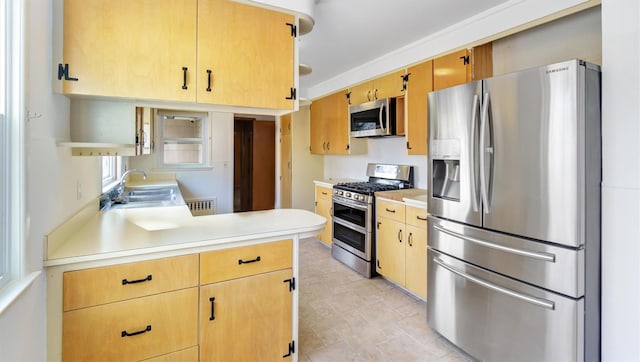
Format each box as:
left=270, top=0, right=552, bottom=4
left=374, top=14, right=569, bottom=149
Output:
left=601, top=0, right=640, bottom=360
left=324, top=137, right=428, bottom=188
left=291, top=105, right=324, bottom=211
left=0, top=0, right=103, bottom=359
left=129, top=112, right=235, bottom=214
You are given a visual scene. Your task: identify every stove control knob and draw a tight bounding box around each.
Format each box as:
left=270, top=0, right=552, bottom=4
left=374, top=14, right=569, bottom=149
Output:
left=345, top=192, right=351, bottom=198
left=358, top=195, right=365, bottom=201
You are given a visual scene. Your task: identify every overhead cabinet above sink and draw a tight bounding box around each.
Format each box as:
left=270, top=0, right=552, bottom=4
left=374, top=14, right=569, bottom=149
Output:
left=53, top=0, right=297, bottom=111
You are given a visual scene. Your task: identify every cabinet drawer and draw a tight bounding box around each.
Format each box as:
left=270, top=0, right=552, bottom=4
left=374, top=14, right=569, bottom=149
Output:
left=315, top=185, right=332, bottom=202
left=141, top=346, right=199, bottom=362
left=406, top=205, right=428, bottom=228
left=62, top=287, right=198, bottom=362
left=377, top=198, right=405, bottom=222
left=63, top=254, right=198, bottom=311
left=200, top=240, right=292, bottom=285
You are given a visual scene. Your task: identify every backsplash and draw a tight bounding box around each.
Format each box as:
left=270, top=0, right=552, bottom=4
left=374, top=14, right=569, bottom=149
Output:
left=323, top=136, right=428, bottom=189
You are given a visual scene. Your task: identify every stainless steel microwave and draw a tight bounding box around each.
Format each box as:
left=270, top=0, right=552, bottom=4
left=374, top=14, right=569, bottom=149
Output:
left=349, top=97, right=397, bottom=138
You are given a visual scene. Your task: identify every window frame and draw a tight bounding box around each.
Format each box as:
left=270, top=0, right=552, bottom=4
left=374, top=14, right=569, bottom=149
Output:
left=154, top=110, right=211, bottom=170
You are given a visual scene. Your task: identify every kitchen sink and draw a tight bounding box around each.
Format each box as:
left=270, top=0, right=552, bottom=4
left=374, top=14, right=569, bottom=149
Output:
left=106, top=184, right=185, bottom=210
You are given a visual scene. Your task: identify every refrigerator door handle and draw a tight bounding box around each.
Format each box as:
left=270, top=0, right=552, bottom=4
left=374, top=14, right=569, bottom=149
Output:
left=433, top=223, right=556, bottom=262
left=469, top=94, right=480, bottom=212
left=479, top=92, right=492, bottom=213
left=432, top=256, right=556, bottom=310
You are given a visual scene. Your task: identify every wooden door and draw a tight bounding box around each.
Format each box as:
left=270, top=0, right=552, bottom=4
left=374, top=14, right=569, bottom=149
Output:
left=406, top=60, right=433, bottom=155
left=252, top=120, right=276, bottom=210
left=197, top=0, right=294, bottom=109
left=199, top=269, right=293, bottom=361
left=348, top=81, right=374, bottom=105
left=373, top=70, right=406, bottom=100
left=376, top=218, right=405, bottom=285
left=280, top=115, right=292, bottom=208
left=433, top=49, right=472, bottom=91
left=234, top=119, right=253, bottom=212
left=309, top=97, right=327, bottom=154
left=325, top=90, right=350, bottom=155
left=405, top=224, right=427, bottom=299
left=63, top=0, right=197, bottom=101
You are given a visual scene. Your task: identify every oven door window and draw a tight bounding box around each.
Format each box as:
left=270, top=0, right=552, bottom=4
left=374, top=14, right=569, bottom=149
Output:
left=351, top=109, right=386, bottom=132
left=333, top=201, right=367, bottom=228
left=333, top=222, right=367, bottom=254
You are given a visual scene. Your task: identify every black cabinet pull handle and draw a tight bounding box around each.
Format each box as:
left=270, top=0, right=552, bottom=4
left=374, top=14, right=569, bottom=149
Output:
left=386, top=208, right=396, bottom=213
left=209, top=297, right=215, bottom=320
left=417, top=215, right=428, bottom=221
left=206, top=69, right=212, bottom=92
left=121, top=325, right=151, bottom=337
left=122, top=274, right=152, bottom=285
left=238, top=256, right=261, bottom=265
left=398, top=229, right=403, bottom=242
left=182, top=67, right=188, bottom=90
left=408, top=232, right=413, bottom=247
left=367, top=90, right=371, bottom=101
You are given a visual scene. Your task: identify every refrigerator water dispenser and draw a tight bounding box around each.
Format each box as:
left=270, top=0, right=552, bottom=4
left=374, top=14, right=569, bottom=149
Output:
left=432, top=159, right=460, bottom=201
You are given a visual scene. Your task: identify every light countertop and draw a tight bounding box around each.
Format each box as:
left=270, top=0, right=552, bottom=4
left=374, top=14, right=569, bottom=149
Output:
left=375, top=188, right=428, bottom=202
left=314, top=178, right=363, bottom=188
left=44, top=206, right=326, bottom=267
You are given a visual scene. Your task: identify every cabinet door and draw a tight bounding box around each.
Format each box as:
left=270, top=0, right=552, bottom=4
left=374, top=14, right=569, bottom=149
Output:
left=376, top=217, right=405, bottom=286
left=348, top=81, right=374, bottom=105
left=62, top=0, right=197, bottom=101
left=406, top=60, right=433, bottom=155
left=406, top=224, right=427, bottom=299
left=433, top=49, right=471, bottom=91
left=280, top=114, right=292, bottom=208
left=315, top=186, right=333, bottom=246
left=374, top=70, right=406, bottom=100
left=197, top=0, right=294, bottom=109
left=199, top=269, right=293, bottom=361
left=325, top=90, right=350, bottom=155
left=309, top=96, right=328, bottom=154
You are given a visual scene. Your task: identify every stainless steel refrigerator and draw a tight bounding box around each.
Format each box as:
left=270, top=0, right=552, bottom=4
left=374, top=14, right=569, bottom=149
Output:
left=426, top=59, right=601, bottom=361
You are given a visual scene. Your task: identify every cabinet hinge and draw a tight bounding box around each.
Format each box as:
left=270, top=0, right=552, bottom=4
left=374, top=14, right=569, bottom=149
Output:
left=283, top=277, right=295, bottom=292
left=286, top=22, right=297, bottom=37
left=345, top=91, right=351, bottom=105
left=282, top=340, right=296, bottom=358
left=460, top=55, right=470, bottom=65
left=401, top=73, right=410, bottom=91
left=286, top=87, right=297, bottom=100
left=346, top=144, right=350, bottom=150
left=406, top=141, right=412, bottom=150
left=57, top=63, right=78, bottom=81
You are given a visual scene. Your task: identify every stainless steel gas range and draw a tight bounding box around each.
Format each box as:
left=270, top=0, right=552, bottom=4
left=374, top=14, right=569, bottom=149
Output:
left=331, top=164, right=413, bottom=278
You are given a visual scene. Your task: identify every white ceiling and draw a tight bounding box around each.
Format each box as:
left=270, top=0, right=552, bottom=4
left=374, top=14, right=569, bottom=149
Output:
left=298, top=0, right=510, bottom=91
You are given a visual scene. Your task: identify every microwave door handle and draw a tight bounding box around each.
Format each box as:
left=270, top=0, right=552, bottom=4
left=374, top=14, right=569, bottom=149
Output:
left=469, top=94, right=480, bottom=212
left=379, top=102, right=386, bottom=133
left=479, top=92, right=491, bottom=214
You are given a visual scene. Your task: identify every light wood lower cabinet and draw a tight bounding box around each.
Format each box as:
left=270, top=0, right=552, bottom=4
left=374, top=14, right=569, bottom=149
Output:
left=376, top=198, right=428, bottom=299
left=61, top=240, right=295, bottom=361
left=62, top=288, right=198, bottom=361
left=314, top=185, right=333, bottom=246
left=199, top=268, right=293, bottom=361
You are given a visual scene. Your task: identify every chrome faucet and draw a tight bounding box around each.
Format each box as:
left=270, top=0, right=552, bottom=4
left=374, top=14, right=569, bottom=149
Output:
left=118, top=169, right=147, bottom=191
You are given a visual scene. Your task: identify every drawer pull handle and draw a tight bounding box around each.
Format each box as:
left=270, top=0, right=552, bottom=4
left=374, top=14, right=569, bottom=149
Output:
left=416, top=215, right=428, bottom=221
left=121, top=325, right=151, bottom=338
left=122, top=274, right=152, bottom=285
left=181, top=67, right=188, bottom=90
left=209, top=297, right=215, bottom=320
left=385, top=208, right=396, bottom=213
left=408, top=232, right=413, bottom=246
left=238, top=256, right=261, bottom=265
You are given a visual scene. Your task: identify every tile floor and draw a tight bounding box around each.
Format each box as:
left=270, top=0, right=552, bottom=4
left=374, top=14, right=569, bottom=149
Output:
left=298, top=238, right=473, bottom=362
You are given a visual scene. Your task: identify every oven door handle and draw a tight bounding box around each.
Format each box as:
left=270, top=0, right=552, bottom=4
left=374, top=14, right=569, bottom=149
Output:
left=433, top=256, right=555, bottom=310
left=333, top=197, right=369, bottom=211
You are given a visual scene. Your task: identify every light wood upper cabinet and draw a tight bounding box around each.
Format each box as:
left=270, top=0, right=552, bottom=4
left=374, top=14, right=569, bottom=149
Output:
left=315, top=185, right=333, bottom=246
left=61, top=0, right=197, bottom=102
left=433, top=44, right=493, bottom=91
left=197, top=0, right=295, bottom=109
left=405, top=60, right=433, bottom=155
left=348, top=70, right=406, bottom=105
left=310, top=90, right=355, bottom=155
